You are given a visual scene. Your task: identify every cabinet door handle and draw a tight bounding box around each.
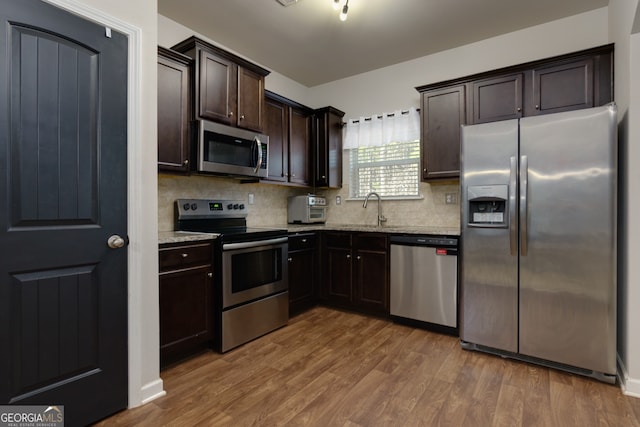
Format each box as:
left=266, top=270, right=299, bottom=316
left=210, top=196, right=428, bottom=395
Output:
left=183, top=159, right=189, bottom=166
left=288, top=257, right=293, bottom=262
left=240, top=114, right=245, bottom=120
left=357, top=255, right=361, bottom=260
left=346, top=254, right=351, bottom=259
left=516, top=107, right=522, bottom=112
left=207, top=272, right=213, bottom=278
left=181, top=253, right=188, bottom=258
left=535, top=104, right=540, bottom=110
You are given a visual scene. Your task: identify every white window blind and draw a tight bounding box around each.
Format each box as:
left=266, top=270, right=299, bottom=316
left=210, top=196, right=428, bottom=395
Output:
left=344, top=108, right=421, bottom=198
left=349, top=141, right=420, bottom=198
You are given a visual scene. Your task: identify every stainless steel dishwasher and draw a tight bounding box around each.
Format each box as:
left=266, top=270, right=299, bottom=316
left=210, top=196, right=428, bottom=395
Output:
left=390, top=235, right=458, bottom=334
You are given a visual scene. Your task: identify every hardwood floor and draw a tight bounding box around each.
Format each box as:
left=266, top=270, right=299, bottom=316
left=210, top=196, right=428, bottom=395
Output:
left=96, top=306, right=640, bottom=426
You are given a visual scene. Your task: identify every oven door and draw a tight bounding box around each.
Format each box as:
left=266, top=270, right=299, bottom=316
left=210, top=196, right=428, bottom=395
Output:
left=221, top=237, right=288, bottom=308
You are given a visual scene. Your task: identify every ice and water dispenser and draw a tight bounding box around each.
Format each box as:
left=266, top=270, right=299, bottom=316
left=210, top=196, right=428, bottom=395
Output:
left=467, top=185, right=508, bottom=227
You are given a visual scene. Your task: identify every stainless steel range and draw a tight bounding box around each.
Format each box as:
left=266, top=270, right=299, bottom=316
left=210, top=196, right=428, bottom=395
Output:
left=175, top=199, right=288, bottom=352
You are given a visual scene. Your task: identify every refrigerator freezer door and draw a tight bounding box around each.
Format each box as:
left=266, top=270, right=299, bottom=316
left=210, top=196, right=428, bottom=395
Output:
left=460, top=119, right=519, bottom=353
left=518, top=104, right=617, bottom=374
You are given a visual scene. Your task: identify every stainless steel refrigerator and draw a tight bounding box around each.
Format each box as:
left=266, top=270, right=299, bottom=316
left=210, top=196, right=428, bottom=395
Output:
left=460, top=104, right=617, bottom=383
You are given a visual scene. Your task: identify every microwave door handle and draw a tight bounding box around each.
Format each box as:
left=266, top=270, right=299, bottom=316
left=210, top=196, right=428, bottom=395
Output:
left=254, top=136, right=262, bottom=174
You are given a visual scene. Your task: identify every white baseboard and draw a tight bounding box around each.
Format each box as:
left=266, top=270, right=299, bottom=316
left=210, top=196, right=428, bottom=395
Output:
left=140, top=379, right=167, bottom=406
left=618, top=354, right=640, bottom=398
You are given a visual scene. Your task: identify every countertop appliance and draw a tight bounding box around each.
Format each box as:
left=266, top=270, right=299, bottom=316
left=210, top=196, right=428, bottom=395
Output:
left=390, top=235, right=458, bottom=334
left=175, top=199, right=288, bottom=352
left=287, top=194, right=326, bottom=224
left=197, top=120, right=268, bottom=179
left=460, top=104, right=617, bottom=383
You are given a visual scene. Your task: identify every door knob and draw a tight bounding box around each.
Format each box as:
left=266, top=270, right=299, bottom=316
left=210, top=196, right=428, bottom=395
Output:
left=107, top=235, right=126, bottom=249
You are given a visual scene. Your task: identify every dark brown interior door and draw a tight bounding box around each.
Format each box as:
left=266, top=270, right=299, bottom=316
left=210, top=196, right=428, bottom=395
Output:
left=0, top=1, right=128, bottom=425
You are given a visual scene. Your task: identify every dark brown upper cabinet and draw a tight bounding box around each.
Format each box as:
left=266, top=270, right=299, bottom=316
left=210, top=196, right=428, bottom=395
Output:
left=420, top=85, right=467, bottom=180
left=264, top=95, right=288, bottom=183
left=157, top=46, right=192, bottom=173
left=314, top=106, right=345, bottom=189
left=472, top=73, right=523, bottom=124
left=264, top=91, right=313, bottom=186
left=172, top=36, right=269, bottom=132
left=416, top=44, right=613, bottom=181
left=529, top=57, right=594, bottom=116
left=289, top=106, right=312, bottom=186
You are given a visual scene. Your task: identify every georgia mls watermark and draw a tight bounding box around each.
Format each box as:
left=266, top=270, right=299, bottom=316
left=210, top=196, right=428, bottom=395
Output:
left=0, top=406, right=64, bottom=427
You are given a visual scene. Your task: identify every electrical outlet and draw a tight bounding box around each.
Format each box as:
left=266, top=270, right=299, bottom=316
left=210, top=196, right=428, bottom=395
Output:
left=336, top=196, right=341, bottom=205
left=248, top=193, right=255, bottom=205
left=445, top=193, right=458, bottom=204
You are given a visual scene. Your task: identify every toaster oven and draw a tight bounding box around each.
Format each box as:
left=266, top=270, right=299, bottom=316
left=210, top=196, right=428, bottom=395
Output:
left=288, top=195, right=326, bottom=224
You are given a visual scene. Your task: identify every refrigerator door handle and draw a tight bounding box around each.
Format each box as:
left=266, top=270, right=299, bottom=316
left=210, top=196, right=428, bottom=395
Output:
left=520, top=155, right=528, bottom=256
left=509, top=156, right=518, bottom=256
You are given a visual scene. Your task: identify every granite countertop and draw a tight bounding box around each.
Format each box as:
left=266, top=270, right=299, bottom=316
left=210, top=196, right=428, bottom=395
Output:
left=159, top=224, right=460, bottom=245
left=287, top=223, right=460, bottom=236
left=158, top=231, right=219, bottom=245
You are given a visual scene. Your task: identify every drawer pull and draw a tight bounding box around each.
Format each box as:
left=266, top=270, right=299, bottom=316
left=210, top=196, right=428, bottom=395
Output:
left=181, top=253, right=188, bottom=258
left=301, top=238, right=307, bottom=243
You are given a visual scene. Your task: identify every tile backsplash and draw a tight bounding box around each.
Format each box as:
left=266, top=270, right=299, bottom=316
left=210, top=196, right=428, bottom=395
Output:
left=158, top=153, right=460, bottom=231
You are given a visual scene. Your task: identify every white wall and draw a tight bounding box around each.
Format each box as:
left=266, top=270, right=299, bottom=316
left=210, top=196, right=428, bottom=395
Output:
left=309, top=7, right=609, bottom=119
left=609, top=0, right=640, bottom=397
left=47, top=0, right=163, bottom=408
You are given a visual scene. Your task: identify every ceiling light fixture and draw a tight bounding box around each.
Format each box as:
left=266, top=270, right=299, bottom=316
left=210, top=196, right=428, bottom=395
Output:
left=339, top=0, right=349, bottom=21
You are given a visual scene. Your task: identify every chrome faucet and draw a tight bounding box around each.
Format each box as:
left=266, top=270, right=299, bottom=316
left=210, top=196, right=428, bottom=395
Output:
left=363, top=192, right=387, bottom=227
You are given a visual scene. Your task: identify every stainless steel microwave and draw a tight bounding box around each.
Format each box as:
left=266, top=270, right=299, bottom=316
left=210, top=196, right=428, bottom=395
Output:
left=197, top=120, right=269, bottom=178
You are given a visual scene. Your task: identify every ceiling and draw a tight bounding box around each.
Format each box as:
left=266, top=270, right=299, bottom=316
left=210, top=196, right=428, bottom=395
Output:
left=158, top=0, right=609, bottom=87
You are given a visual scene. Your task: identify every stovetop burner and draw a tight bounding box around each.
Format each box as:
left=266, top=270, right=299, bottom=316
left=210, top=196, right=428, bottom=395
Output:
left=175, top=199, right=288, bottom=243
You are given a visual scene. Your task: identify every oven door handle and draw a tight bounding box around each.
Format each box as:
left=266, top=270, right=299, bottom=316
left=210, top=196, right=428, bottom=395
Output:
left=222, top=237, right=288, bottom=251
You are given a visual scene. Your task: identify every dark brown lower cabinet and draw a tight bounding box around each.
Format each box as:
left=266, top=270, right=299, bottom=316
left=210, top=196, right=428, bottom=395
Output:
left=321, top=232, right=389, bottom=316
left=353, top=233, right=389, bottom=314
left=288, top=233, right=317, bottom=315
left=159, top=241, right=213, bottom=368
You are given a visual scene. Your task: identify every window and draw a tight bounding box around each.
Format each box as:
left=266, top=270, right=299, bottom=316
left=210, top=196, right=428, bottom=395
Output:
left=344, top=107, right=421, bottom=199
left=349, top=140, right=420, bottom=198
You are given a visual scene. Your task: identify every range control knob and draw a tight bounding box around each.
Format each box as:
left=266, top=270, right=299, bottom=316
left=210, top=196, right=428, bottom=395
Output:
left=190, top=203, right=198, bottom=211
left=233, top=204, right=239, bottom=209
left=227, top=203, right=233, bottom=210
left=183, top=203, right=190, bottom=211
left=239, top=204, right=245, bottom=210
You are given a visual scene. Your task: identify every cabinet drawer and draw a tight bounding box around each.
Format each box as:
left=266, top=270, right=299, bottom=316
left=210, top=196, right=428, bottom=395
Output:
left=159, top=242, right=212, bottom=271
left=356, top=234, right=388, bottom=251
left=289, top=233, right=316, bottom=251
left=324, top=232, right=352, bottom=248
